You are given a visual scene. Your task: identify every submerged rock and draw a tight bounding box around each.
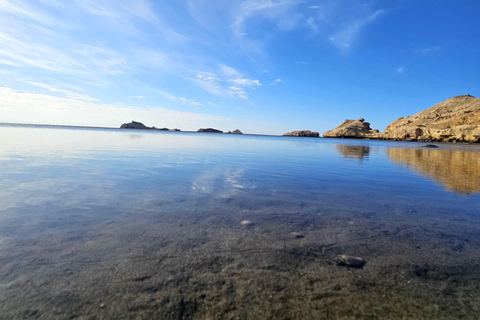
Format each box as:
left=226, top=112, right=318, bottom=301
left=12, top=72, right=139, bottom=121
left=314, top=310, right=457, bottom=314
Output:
left=283, top=130, right=320, bottom=137
left=334, top=255, right=366, bottom=268
left=241, top=220, right=253, bottom=226
left=291, top=232, right=305, bottom=239
left=423, top=144, right=439, bottom=148
left=197, top=128, right=223, bottom=133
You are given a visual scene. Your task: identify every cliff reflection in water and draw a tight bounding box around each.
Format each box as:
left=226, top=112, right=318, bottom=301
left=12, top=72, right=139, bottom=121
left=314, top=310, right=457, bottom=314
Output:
left=387, top=148, right=480, bottom=194
left=336, top=144, right=370, bottom=160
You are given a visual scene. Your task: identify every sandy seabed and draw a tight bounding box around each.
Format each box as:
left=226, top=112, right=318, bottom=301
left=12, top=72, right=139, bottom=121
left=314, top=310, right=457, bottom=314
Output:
left=1, top=194, right=480, bottom=320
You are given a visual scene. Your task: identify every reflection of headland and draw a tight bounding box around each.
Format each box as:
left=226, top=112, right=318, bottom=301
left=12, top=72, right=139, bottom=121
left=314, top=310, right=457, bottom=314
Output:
left=336, top=145, right=370, bottom=160
left=387, top=148, right=480, bottom=194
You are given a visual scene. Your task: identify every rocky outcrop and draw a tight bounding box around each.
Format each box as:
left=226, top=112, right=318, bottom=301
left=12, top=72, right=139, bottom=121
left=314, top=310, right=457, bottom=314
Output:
left=381, top=95, right=480, bottom=143
left=197, top=128, right=223, bottom=133
left=120, top=121, right=152, bottom=130
left=323, top=95, right=480, bottom=143
left=323, top=118, right=379, bottom=139
left=227, top=129, right=243, bottom=134
left=283, top=130, right=319, bottom=137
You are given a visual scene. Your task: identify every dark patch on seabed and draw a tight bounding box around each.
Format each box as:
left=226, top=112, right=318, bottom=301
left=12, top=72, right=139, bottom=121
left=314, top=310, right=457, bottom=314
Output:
left=2, top=197, right=480, bottom=320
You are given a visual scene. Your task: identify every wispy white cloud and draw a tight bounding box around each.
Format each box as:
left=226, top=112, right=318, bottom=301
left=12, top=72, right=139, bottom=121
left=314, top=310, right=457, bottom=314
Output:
left=271, top=78, right=282, bottom=85
left=328, top=9, right=386, bottom=52
left=0, top=86, right=228, bottom=129
left=221, top=64, right=242, bottom=78
left=415, top=46, right=441, bottom=55
left=395, top=66, right=405, bottom=74
left=229, top=78, right=261, bottom=87
left=306, top=17, right=318, bottom=32
left=150, top=89, right=204, bottom=106
left=194, top=66, right=261, bottom=99
left=25, top=81, right=99, bottom=102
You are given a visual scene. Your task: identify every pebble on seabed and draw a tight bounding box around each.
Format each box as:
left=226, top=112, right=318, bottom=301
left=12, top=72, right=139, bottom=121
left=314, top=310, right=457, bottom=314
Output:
left=241, top=220, right=253, bottom=226
left=291, top=232, right=305, bottom=239
left=334, top=255, right=366, bottom=268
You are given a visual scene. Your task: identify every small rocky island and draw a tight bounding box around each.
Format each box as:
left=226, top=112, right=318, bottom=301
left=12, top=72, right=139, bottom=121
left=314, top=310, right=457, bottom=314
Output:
left=120, top=121, right=180, bottom=131
left=120, top=121, right=154, bottom=130
left=197, top=128, right=223, bottom=133
left=323, top=95, right=480, bottom=143
left=283, top=130, right=319, bottom=137
left=227, top=129, right=243, bottom=134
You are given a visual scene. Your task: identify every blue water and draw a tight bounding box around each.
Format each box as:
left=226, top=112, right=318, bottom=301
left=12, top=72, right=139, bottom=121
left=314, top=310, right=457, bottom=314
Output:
left=1, top=124, right=478, bottom=230
left=1, top=123, right=480, bottom=319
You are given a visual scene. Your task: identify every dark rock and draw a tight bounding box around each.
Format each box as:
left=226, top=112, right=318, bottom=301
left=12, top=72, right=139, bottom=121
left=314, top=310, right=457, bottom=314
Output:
left=334, top=255, right=366, bottom=268
left=120, top=121, right=152, bottom=130
left=197, top=128, right=223, bottom=133
left=291, top=232, right=305, bottom=239
left=423, top=144, right=439, bottom=148
left=227, top=129, right=243, bottom=134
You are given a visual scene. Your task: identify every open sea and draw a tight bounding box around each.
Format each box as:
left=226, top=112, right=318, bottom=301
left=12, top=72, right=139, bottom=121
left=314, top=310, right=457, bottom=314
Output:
left=1, top=123, right=480, bottom=319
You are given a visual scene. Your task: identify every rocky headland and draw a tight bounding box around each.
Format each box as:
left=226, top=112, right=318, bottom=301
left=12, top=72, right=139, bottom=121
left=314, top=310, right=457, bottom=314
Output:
left=323, top=118, right=379, bottom=139
left=283, top=130, right=320, bottom=137
left=323, top=95, right=480, bottom=143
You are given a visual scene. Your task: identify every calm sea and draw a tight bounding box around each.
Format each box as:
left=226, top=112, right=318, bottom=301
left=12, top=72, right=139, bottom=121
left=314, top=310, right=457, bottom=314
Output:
left=1, top=123, right=480, bottom=319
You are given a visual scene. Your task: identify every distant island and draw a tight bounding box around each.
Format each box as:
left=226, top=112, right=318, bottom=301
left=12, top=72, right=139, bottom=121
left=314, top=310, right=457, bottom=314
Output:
left=120, top=122, right=243, bottom=135
left=120, top=121, right=180, bottom=131
left=283, top=130, right=319, bottom=137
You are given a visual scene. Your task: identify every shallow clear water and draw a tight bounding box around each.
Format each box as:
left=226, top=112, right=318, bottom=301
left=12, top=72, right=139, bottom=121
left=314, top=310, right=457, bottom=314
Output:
left=1, top=124, right=480, bottom=319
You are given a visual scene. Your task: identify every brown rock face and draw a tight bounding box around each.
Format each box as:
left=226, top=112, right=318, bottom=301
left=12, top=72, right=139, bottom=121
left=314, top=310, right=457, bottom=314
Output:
left=323, top=118, right=379, bottom=139
left=283, top=130, right=320, bottom=137
left=382, top=95, right=480, bottom=143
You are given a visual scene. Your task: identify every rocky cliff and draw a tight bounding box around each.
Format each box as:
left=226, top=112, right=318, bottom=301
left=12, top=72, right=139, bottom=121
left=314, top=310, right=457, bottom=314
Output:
left=323, top=95, right=480, bottom=143
left=323, top=118, right=379, bottom=139
left=382, top=95, right=480, bottom=143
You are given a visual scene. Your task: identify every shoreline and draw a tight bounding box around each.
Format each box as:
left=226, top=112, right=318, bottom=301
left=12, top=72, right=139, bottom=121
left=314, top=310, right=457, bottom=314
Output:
left=1, top=122, right=479, bottom=144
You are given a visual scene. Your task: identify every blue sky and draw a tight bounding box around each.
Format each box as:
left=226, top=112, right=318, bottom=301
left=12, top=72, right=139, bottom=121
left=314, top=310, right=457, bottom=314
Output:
left=0, top=0, right=479, bottom=134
